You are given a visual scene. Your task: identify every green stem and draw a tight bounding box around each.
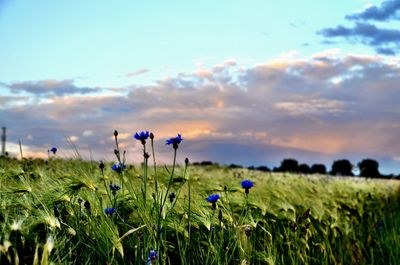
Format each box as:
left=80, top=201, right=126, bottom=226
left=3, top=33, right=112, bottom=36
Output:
left=161, top=148, right=177, bottom=211
left=151, top=137, right=158, bottom=200
left=102, top=171, right=113, bottom=206
left=143, top=144, right=148, bottom=205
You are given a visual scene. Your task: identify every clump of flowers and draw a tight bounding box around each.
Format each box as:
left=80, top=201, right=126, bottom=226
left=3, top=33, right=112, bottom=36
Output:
left=104, top=207, right=115, bottom=215
left=241, top=180, right=254, bottom=195
left=166, top=134, right=183, bottom=149
left=207, top=194, right=220, bottom=210
left=134, top=131, right=150, bottom=145
left=147, top=249, right=157, bottom=264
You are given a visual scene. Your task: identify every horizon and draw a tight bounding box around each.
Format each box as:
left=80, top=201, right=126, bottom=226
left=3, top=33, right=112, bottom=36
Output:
left=1, top=0, right=400, bottom=174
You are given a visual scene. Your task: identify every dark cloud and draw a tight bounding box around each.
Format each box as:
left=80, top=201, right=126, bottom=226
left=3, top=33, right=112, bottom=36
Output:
left=320, top=22, right=400, bottom=54
left=320, top=1, right=400, bottom=55
left=346, top=0, right=400, bottom=21
left=376, top=47, right=396, bottom=55
left=2, top=54, right=400, bottom=173
left=320, top=22, right=400, bottom=45
left=6, top=79, right=101, bottom=96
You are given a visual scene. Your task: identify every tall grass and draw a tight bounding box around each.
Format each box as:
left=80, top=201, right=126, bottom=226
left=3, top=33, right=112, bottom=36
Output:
left=0, top=132, right=399, bottom=264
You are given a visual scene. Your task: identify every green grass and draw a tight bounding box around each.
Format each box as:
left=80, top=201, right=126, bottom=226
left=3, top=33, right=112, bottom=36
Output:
left=0, top=156, right=399, bottom=265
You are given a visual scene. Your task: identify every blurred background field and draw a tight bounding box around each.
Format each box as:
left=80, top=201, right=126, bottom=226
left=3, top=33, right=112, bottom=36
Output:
left=1, top=157, right=399, bottom=264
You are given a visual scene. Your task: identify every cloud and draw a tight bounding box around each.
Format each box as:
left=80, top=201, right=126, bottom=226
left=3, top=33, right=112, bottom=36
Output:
left=125, top=69, right=149, bottom=77
left=2, top=52, right=400, bottom=173
left=319, top=22, right=400, bottom=54
left=0, top=95, right=30, bottom=107
left=320, top=1, right=400, bottom=55
left=320, top=22, right=400, bottom=45
left=346, top=0, right=400, bottom=21
left=6, top=79, right=101, bottom=96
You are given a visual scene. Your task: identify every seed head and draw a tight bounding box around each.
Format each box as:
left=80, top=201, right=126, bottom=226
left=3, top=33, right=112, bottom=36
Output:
left=99, top=161, right=105, bottom=170
left=84, top=201, right=91, bottom=210
left=169, top=192, right=176, bottom=203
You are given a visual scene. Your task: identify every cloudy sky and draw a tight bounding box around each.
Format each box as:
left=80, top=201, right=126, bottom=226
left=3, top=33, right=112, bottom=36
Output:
left=1, top=0, right=400, bottom=174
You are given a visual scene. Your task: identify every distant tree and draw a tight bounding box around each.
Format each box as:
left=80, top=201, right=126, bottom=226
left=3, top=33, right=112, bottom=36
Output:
left=200, top=161, right=214, bottom=166
left=297, top=163, right=310, bottom=174
left=278, top=159, right=299, bottom=172
left=228, top=163, right=243, bottom=169
left=247, top=166, right=255, bottom=170
left=256, top=166, right=271, bottom=172
left=330, top=159, right=353, bottom=176
left=358, top=159, right=381, bottom=178
left=310, top=164, right=327, bottom=174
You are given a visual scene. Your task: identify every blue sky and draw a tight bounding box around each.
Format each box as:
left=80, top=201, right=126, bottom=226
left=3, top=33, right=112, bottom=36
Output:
left=0, top=0, right=379, bottom=87
left=1, top=0, right=400, bottom=174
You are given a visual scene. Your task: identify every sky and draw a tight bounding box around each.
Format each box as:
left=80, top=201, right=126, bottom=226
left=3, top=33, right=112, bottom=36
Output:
left=1, top=0, right=400, bottom=174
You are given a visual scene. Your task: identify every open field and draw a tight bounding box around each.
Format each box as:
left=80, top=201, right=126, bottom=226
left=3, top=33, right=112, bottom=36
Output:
left=0, top=155, right=399, bottom=265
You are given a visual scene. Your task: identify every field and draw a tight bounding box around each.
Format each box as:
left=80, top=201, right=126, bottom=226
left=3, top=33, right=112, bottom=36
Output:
left=0, top=142, right=400, bottom=264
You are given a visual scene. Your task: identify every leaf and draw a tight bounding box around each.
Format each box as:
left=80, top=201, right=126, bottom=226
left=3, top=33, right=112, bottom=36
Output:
left=112, top=225, right=146, bottom=257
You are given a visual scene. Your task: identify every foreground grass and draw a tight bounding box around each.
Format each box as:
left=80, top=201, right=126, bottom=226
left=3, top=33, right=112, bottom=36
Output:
left=0, top=157, right=399, bottom=264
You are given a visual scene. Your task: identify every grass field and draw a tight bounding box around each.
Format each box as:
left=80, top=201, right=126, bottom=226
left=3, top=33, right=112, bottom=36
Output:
left=0, top=138, right=399, bottom=264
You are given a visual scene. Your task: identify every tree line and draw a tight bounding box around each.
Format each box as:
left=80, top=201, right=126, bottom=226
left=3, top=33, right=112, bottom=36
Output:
left=193, top=158, right=399, bottom=179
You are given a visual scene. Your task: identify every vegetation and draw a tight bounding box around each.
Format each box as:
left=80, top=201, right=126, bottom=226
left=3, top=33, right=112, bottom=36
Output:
left=0, top=132, right=399, bottom=264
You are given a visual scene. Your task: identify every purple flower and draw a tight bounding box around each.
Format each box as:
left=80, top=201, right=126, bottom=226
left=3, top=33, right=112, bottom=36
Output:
left=104, top=207, right=115, bottom=215
left=134, top=131, right=150, bottom=144
left=166, top=134, right=183, bottom=149
left=50, top=147, right=57, bottom=154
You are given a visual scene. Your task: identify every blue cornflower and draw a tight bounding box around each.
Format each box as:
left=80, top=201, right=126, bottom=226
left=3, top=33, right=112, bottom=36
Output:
left=134, top=131, right=150, bottom=145
left=109, top=184, right=121, bottom=191
left=111, top=163, right=126, bottom=173
left=207, top=194, right=220, bottom=203
left=207, top=194, right=220, bottom=210
left=104, top=207, right=115, bottom=215
left=109, top=184, right=121, bottom=195
left=50, top=147, right=57, bottom=154
left=166, top=134, right=183, bottom=149
left=241, top=180, right=254, bottom=194
left=147, top=249, right=157, bottom=264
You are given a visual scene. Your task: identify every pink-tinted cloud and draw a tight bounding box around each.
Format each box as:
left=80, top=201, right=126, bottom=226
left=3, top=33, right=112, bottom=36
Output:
left=125, top=69, right=149, bottom=77
left=2, top=52, right=400, bottom=173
